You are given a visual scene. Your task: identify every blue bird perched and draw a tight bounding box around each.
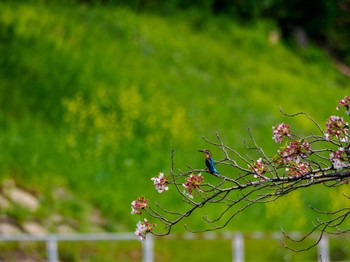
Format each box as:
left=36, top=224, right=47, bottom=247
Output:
left=198, top=149, right=220, bottom=174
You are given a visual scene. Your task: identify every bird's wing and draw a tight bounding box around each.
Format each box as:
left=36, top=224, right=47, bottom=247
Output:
left=206, top=158, right=215, bottom=172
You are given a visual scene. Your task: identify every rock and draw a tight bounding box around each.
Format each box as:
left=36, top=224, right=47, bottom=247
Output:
left=22, top=221, right=47, bottom=235
left=56, top=224, right=75, bottom=234
left=0, top=222, right=22, bottom=234
left=5, top=187, right=39, bottom=211
left=48, top=214, right=64, bottom=225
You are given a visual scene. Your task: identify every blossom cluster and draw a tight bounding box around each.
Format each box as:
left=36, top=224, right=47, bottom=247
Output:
left=330, top=148, right=349, bottom=170
left=135, top=218, right=156, bottom=241
left=131, top=171, right=206, bottom=240
left=325, top=115, right=348, bottom=142
left=278, top=139, right=311, bottom=164
left=151, top=172, right=169, bottom=193
left=183, top=173, right=204, bottom=198
left=131, top=172, right=169, bottom=241
left=272, top=123, right=291, bottom=143
left=337, top=96, right=350, bottom=115
left=131, top=196, right=148, bottom=215
left=250, top=158, right=267, bottom=177
left=131, top=197, right=153, bottom=240
left=285, top=161, right=311, bottom=177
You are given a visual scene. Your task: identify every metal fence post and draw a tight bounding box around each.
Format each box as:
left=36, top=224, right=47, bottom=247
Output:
left=232, top=232, right=244, bottom=262
left=46, top=234, right=58, bottom=262
left=142, top=234, right=154, bottom=262
left=318, top=235, right=330, bottom=262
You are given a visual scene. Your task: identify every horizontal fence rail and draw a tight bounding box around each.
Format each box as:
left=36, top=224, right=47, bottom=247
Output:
left=0, top=232, right=333, bottom=262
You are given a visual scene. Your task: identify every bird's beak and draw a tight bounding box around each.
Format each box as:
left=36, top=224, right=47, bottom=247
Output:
left=198, top=149, right=204, bottom=153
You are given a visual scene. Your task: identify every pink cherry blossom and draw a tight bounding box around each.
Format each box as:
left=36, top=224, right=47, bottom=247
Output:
left=278, top=139, right=311, bottom=164
left=135, top=218, right=156, bottom=241
left=325, top=116, right=348, bottom=142
left=285, top=161, right=311, bottom=177
left=131, top=196, right=148, bottom=215
left=250, top=158, right=267, bottom=177
left=330, top=148, right=349, bottom=170
left=336, top=96, right=350, bottom=115
left=272, top=123, right=291, bottom=143
left=182, top=173, right=204, bottom=198
left=151, top=173, right=169, bottom=193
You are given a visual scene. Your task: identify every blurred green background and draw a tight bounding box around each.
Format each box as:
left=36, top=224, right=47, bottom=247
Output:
left=0, top=0, right=349, bottom=260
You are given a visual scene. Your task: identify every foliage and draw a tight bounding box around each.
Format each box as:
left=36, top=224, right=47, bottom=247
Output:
left=61, top=0, right=350, bottom=64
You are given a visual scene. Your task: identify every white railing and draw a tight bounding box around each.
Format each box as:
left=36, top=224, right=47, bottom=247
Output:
left=0, top=232, right=331, bottom=262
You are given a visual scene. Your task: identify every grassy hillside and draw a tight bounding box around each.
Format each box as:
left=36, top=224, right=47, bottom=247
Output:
left=0, top=0, right=349, bottom=240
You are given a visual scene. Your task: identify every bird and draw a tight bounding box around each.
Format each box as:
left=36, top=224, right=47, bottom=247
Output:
left=198, top=149, right=220, bottom=174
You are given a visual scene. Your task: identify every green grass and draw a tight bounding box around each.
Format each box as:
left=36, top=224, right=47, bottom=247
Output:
left=0, top=1, right=350, bottom=259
